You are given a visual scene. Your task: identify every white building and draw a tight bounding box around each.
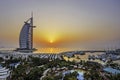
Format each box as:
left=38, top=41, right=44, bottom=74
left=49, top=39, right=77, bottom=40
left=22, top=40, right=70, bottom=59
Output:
left=0, top=65, right=10, bottom=80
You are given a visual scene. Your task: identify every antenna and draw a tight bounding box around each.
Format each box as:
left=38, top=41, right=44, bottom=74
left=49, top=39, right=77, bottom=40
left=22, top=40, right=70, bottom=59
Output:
left=31, top=12, right=33, bottom=27
left=31, top=11, right=33, bottom=18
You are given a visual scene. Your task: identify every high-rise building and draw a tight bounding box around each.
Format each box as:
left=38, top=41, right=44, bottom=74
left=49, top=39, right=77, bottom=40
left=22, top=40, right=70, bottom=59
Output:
left=17, top=14, right=36, bottom=51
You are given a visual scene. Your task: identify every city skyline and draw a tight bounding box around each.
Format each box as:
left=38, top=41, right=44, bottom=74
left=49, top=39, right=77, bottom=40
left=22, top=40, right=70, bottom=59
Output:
left=0, top=0, right=120, bottom=50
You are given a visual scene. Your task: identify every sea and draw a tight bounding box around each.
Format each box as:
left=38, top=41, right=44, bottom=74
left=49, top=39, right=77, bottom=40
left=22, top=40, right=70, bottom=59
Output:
left=0, top=48, right=105, bottom=63
left=0, top=47, right=105, bottom=53
left=0, top=48, right=84, bottom=53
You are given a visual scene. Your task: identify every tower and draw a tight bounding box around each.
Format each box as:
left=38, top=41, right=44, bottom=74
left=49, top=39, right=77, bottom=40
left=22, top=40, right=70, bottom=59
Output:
left=18, top=13, right=36, bottom=51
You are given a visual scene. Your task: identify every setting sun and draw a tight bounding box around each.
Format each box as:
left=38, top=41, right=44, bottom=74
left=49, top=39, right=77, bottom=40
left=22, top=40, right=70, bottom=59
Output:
left=50, top=40, right=53, bottom=43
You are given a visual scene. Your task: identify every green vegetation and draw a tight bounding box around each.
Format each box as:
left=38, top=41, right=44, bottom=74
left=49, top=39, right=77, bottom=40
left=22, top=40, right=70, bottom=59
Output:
left=108, top=63, right=120, bottom=70
left=42, top=74, right=62, bottom=80
left=106, top=73, right=120, bottom=80
left=63, top=71, right=78, bottom=80
left=25, top=67, right=45, bottom=80
left=8, top=56, right=76, bottom=80
left=0, top=57, right=4, bottom=62
left=1, top=55, right=120, bottom=80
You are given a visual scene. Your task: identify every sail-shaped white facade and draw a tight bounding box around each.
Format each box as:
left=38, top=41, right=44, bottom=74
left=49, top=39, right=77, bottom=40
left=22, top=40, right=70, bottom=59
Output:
left=19, top=15, right=35, bottom=50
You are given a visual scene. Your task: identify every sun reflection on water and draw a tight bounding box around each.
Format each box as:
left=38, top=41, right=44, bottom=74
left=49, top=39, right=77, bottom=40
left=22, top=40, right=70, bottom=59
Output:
left=34, top=48, right=78, bottom=54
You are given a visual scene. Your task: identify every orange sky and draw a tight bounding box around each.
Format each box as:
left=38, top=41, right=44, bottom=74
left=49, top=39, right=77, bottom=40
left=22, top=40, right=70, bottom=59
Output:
left=0, top=0, right=120, bottom=49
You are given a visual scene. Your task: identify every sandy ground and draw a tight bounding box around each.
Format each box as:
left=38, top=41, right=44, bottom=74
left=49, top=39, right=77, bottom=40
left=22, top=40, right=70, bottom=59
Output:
left=113, top=60, right=120, bottom=65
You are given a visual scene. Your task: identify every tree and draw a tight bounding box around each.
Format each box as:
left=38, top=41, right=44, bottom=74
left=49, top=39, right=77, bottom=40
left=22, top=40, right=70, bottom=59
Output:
left=0, top=57, right=4, bottom=62
left=54, top=73, right=62, bottom=80
left=63, top=71, right=78, bottom=80
left=25, top=67, right=45, bottom=80
left=42, top=76, right=54, bottom=80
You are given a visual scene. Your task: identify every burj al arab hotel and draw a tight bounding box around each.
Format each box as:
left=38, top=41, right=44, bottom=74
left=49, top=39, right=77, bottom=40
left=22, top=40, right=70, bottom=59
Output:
left=17, top=14, right=36, bottom=52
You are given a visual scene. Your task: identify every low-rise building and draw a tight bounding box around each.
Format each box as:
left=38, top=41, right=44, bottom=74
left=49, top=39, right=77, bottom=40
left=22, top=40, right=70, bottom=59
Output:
left=0, top=65, right=10, bottom=80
